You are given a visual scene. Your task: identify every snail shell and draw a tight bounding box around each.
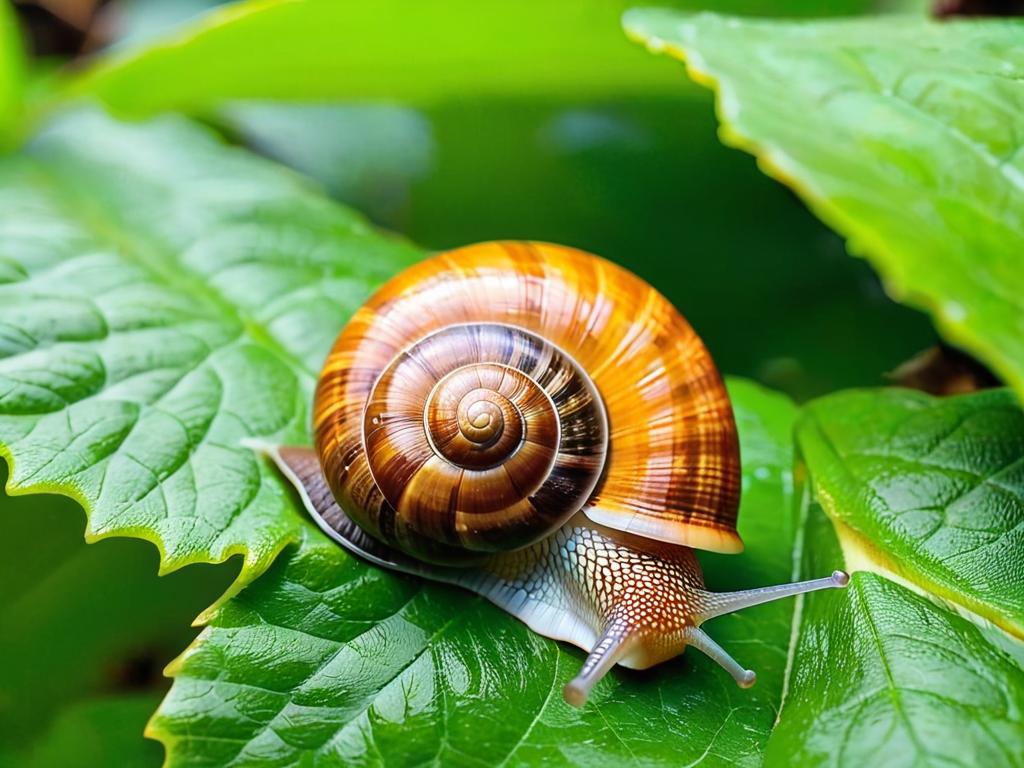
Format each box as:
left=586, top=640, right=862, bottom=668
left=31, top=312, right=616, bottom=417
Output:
left=268, top=241, right=847, bottom=708
left=314, top=240, right=741, bottom=564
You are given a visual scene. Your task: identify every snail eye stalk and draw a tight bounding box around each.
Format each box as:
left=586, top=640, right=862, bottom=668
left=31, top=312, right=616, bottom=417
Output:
left=693, top=570, right=850, bottom=623
left=683, top=570, right=850, bottom=692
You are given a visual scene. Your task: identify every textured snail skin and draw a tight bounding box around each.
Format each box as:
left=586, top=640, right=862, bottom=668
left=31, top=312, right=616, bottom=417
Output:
left=315, top=241, right=741, bottom=564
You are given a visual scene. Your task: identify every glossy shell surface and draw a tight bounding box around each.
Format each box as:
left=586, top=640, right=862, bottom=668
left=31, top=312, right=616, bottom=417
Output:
left=314, top=241, right=742, bottom=563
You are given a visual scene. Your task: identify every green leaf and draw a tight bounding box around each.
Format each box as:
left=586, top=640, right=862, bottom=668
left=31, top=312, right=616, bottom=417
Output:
left=61, top=1, right=686, bottom=118
left=58, top=0, right=929, bottom=122
left=624, top=11, right=1024, bottom=402
left=0, top=0, right=25, bottom=149
left=797, top=388, right=1024, bottom=638
left=0, top=108, right=420, bottom=590
left=773, top=388, right=1024, bottom=765
left=149, top=379, right=801, bottom=766
left=767, top=492, right=1024, bottom=767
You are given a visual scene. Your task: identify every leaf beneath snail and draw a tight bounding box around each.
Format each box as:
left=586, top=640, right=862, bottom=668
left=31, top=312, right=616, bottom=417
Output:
left=624, top=11, right=1024, bottom=404
left=0, top=108, right=421, bottom=591
left=164, top=496, right=1024, bottom=768
left=148, top=379, right=802, bottom=766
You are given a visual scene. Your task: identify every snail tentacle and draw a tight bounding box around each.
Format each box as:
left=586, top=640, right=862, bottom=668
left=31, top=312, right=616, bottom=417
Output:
left=563, top=617, right=634, bottom=708
left=683, top=626, right=756, bottom=689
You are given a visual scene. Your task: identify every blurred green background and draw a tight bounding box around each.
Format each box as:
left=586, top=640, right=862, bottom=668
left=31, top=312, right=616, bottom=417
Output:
left=0, top=465, right=238, bottom=767
left=1, top=0, right=942, bottom=764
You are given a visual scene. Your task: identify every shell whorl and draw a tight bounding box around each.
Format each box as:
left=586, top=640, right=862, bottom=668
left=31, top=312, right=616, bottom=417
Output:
left=358, top=323, right=607, bottom=562
left=315, top=241, right=742, bottom=565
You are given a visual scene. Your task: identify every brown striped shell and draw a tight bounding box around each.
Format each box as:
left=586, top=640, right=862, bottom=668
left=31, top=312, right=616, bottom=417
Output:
left=314, top=241, right=741, bottom=565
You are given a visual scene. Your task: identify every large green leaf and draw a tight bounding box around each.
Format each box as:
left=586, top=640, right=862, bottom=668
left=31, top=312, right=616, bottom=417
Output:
left=624, top=11, right=1024, bottom=401
left=0, top=109, right=419, bottom=589
left=61, top=0, right=684, bottom=118
left=0, top=0, right=25, bottom=149
left=150, top=382, right=1024, bottom=762
left=149, top=379, right=802, bottom=766
left=60, top=0, right=925, bottom=122
left=767, top=492, right=1024, bottom=767
left=797, top=388, right=1024, bottom=638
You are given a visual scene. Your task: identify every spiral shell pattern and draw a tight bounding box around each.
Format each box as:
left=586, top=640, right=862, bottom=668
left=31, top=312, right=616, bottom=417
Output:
left=359, top=324, right=607, bottom=561
left=315, top=241, right=742, bottom=565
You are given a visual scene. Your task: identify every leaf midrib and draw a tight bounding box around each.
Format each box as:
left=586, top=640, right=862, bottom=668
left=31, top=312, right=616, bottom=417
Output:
left=850, top=580, right=930, bottom=761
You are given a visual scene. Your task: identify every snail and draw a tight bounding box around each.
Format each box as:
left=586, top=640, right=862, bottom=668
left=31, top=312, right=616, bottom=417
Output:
left=266, top=241, right=848, bottom=708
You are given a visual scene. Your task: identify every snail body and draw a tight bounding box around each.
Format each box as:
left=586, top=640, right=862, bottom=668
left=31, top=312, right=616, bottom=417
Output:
left=269, top=241, right=847, bottom=707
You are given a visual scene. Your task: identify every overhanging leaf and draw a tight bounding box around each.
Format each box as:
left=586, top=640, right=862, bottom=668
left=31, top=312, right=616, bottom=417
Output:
left=624, top=11, right=1024, bottom=402
left=59, top=0, right=687, bottom=119
left=798, top=388, right=1024, bottom=638
left=0, top=0, right=25, bottom=149
left=148, top=379, right=802, bottom=766
left=55, top=0, right=930, bottom=123
left=0, top=108, right=420, bottom=590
